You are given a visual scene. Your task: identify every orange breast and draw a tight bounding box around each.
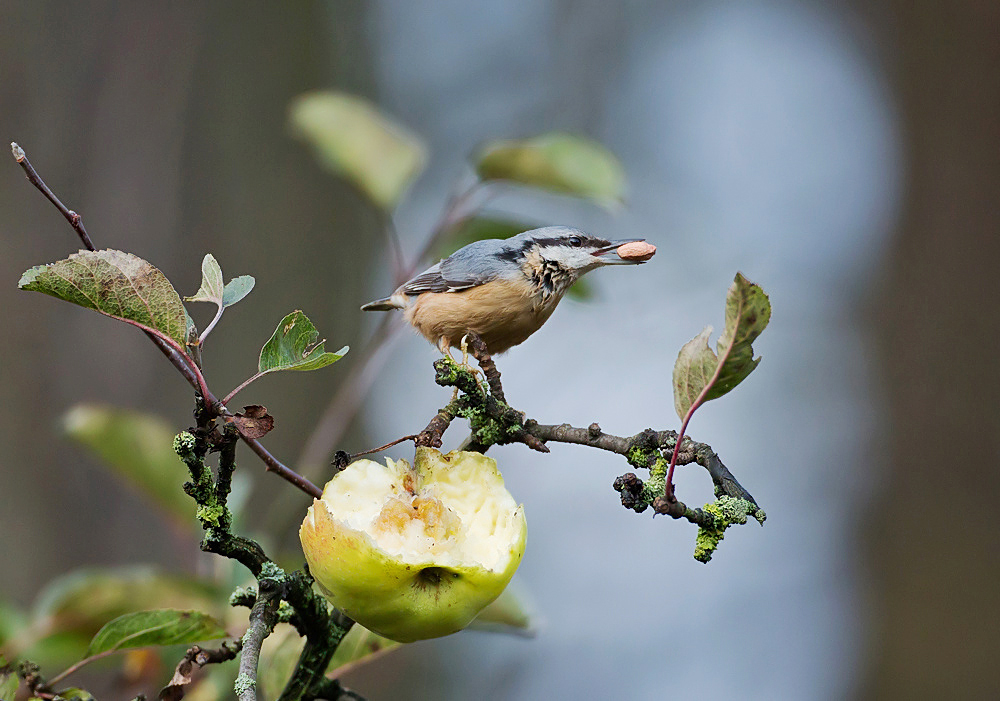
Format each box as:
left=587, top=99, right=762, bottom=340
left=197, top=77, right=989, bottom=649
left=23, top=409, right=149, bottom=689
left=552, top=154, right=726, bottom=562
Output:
left=404, top=278, right=560, bottom=354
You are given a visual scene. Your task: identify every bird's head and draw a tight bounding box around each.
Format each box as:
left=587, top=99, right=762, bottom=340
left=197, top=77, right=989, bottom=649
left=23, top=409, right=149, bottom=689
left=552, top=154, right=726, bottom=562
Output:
left=495, top=226, right=649, bottom=299
left=504, top=226, right=646, bottom=275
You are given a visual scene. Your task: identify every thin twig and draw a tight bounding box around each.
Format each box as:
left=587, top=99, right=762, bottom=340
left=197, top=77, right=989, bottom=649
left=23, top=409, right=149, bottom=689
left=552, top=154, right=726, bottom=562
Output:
left=349, top=434, right=419, bottom=459
left=159, top=643, right=242, bottom=701
left=464, top=332, right=505, bottom=403
left=13, top=143, right=322, bottom=500
left=12, top=142, right=96, bottom=251
left=242, top=434, right=322, bottom=499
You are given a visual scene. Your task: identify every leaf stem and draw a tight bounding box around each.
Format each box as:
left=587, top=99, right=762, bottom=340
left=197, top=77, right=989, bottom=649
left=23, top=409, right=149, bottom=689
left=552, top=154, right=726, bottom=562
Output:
left=664, top=290, right=750, bottom=501
left=199, top=304, right=226, bottom=345
left=12, top=145, right=320, bottom=499
left=222, top=371, right=266, bottom=407
left=47, top=649, right=129, bottom=687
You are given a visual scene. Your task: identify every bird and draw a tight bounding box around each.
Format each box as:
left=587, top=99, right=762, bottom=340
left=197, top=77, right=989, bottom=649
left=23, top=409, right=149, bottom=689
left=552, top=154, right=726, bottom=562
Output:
left=361, top=226, right=653, bottom=355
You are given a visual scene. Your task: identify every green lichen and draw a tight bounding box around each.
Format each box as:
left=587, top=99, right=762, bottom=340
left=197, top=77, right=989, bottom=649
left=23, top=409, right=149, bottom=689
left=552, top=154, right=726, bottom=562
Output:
left=172, top=430, right=197, bottom=459
left=197, top=504, right=225, bottom=527
left=626, top=445, right=652, bottom=470
left=640, top=470, right=666, bottom=507
left=434, top=358, right=461, bottom=384
left=229, top=585, right=256, bottom=607
left=277, top=601, right=297, bottom=624
left=234, top=672, right=255, bottom=696
left=693, top=495, right=760, bottom=564
left=715, top=495, right=752, bottom=525
left=259, top=560, right=286, bottom=581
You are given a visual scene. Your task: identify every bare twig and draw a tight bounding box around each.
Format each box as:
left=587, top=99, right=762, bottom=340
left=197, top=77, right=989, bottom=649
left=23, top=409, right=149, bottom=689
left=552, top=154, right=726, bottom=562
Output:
left=415, top=408, right=454, bottom=448
left=159, top=643, right=241, bottom=701
left=12, top=142, right=95, bottom=251
left=348, top=434, right=419, bottom=459
left=13, top=143, right=322, bottom=499
left=464, top=332, right=505, bottom=403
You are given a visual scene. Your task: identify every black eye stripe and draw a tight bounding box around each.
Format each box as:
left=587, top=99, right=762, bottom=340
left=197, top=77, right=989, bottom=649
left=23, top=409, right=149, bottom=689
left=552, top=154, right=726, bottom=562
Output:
left=499, top=233, right=609, bottom=261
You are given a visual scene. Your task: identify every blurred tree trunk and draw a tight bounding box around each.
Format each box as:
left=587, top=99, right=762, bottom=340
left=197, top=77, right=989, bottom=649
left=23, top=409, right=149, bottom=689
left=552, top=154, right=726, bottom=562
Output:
left=0, top=1, right=378, bottom=603
left=862, top=1, right=1000, bottom=698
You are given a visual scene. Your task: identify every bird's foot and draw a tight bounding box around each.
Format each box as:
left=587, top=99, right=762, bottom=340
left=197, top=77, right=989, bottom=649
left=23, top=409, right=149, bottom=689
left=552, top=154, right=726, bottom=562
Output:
left=459, top=334, right=486, bottom=392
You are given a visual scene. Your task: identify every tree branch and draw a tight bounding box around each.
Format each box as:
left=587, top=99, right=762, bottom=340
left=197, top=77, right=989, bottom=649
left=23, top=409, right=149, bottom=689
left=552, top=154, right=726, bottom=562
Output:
left=236, top=577, right=282, bottom=701
left=12, top=142, right=95, bottom=251
left=12, top=143, right=322, bottom=500
left=159, top=643, right=241, bottom=701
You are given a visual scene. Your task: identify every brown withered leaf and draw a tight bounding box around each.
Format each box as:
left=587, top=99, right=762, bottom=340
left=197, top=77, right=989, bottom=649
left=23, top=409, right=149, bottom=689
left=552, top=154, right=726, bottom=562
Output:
left=232, top=405, right=274, bottom=440
left=158, top=643, right=240, bottom=701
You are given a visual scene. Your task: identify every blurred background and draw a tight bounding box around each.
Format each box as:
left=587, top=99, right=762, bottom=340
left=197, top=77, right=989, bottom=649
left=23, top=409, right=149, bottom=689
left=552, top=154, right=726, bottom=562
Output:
left=1, top=1, right=997, bottom=699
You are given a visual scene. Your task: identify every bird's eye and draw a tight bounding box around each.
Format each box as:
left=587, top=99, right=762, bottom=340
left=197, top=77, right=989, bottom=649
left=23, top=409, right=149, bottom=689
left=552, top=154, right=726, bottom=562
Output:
left=568, top=236, right=583, bottom=247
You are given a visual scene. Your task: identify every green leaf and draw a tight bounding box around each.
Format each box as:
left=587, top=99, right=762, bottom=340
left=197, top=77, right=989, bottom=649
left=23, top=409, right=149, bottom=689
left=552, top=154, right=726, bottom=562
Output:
left=0, top=600, right=26, bottom=647
left=475, top=132, right=626, bottom=207
left=185, top=255, right=255, bottom=310
left=0, top=655, right=19, bottom=701
left=19, top=250, right=188, bottom=349
left=222, top=276, right=254, bottom=308
left=672, top=327, right=720, bottom=421
left=326, top=625, right=401, bottom=678
left=62, top=405, right=194, bottom=525
left=672, top=273, right=771, bottom=420
left=52, top=688, right=94, bottom=701
left=289, top=90, right=426, bottom=210
left=258, top=311, right=348, bottom=374
left=185, top=254, right=224, bottom=306
left=85, top=610, right=227, bottom=657
left=31, top=568, right=221, bottom=641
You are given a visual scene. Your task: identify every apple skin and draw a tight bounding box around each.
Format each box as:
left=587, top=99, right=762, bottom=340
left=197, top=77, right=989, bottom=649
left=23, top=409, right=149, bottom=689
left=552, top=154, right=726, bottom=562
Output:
left=300, top=447, right=526, bottom=643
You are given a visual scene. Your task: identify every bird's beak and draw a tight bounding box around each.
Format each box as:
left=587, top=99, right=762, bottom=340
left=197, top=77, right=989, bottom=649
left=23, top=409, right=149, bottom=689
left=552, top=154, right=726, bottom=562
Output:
left=592, top=238, right=649, bottom=265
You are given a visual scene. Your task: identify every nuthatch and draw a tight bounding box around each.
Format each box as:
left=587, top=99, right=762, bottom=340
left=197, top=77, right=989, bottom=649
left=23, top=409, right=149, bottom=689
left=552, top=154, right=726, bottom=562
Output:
left=361, top=226, right=653, bottom=355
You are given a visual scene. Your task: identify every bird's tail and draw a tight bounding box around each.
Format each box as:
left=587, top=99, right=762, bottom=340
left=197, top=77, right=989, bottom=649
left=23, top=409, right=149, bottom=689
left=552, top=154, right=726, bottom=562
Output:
left=360, top=297, right=402, bottom=312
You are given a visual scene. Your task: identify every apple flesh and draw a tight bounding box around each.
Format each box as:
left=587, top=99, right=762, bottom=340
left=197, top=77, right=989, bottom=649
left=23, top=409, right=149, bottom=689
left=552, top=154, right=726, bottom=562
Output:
left=300, top=447, right=527, bottom=643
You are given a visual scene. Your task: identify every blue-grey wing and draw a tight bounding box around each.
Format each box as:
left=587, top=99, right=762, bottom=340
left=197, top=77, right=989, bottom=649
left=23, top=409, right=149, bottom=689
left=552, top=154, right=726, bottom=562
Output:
left=398, top=239, right=510, bottom=295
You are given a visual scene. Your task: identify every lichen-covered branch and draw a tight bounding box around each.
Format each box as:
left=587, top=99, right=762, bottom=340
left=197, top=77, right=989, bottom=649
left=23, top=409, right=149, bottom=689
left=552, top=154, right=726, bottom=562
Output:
left=174, top=424, right=364, bottom=700
left=408, top=351, right=765, bottom=563
left=237, top=575, right=282, bottom=701
left=277, top=571, right=356, bottom=701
